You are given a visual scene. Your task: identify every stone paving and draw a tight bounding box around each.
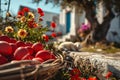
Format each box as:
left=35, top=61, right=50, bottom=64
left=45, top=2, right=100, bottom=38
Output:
left=68, top=52, right=120, bottom=78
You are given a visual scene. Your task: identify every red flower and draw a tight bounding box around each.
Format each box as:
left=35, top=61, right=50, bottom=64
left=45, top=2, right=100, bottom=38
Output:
left=27, top=20, right=35, bottom=28
left=40, top=12, right=44, bottom=16
left=70, top=75, right=81, bottom=80
left=37, top=8, right=44, bottom=16
left=88, top=77, right=97, bottom=80
left=105, top=71, right=112, bottom=79
left=33, top=23, right=38, bottom=28
left=17, top=11, right=24, bottom=16
left=37, top=8, right=43, bottom=13
left=43, top=35, right=49, bottom=42
left=70, top=68, right=81, bottom=76
left=50, top=22, right=56, bottom=28
left=51, top=32, right=57, bottom=38
left=22, top=7, right=30, bottom=12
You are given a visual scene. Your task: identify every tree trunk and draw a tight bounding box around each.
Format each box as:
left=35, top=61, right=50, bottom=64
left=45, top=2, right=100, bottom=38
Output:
left=92, top=9, right=115, bottom=42
left=82, top=7, right=115, bottom=46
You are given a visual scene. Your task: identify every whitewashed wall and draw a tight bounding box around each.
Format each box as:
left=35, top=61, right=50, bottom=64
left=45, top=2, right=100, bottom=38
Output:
left=35, top=11, right=59, bottom=26
left=42, top=11, right=59, bottom=27
left=34, top=10, right=61, bottom=33
left=59, top=8, right=66, bottom=34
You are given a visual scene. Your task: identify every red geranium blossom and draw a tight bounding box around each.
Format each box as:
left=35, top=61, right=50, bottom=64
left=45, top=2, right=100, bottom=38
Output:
left=17, top=11, right=24, bottom=16
left=37, top=8, right=43, bottom=13
left=105, top=71, right=112, bottom=79
left=51, top=32, right=57, bottom=38
left=43, top=35, right=49, bottom=42
left=33, top=23, right=38, bottom=28
left=88, top=77, right=97, bottom=80
left=39, top=12, right=44, bottom=16
left=37, top=8, right=44, bottom=16
left=70, top=68, right=81, bottom=76
left=22, top=7, right=30, bottom=12
left=50, top=22, right=56, bottom=28
left=27, top=20, right=37, bottom=28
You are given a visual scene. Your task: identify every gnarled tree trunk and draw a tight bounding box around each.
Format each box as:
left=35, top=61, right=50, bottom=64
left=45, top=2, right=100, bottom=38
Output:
left=82, top=5, right=115, bottom=46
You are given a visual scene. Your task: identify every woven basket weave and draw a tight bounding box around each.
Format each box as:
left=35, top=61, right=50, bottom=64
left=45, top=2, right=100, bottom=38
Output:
left=0, top=55, right=64, bottom=80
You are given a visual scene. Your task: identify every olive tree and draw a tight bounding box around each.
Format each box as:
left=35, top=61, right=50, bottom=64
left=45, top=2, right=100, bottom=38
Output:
left=33, top=0, right=120, bottom=44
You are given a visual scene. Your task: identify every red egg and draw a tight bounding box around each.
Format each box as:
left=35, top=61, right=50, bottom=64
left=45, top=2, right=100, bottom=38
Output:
left=21, top=54, right=33, bottom=60
left=0, top=35, right=10, bottom=43
left=51, top=54, right=56, bottom=59
left=35, top=50, right=55, bottom=61
left=14, top=47, right=29, bottom=60
left=16, top=41, right=26, bottom=47
left=25, top=46, right=34, bottom=55
left=32, top=42, right=44, bottom=53
left=9, top=43, right=17, bottom=53
left=0, top=54, right=8, bottom=65
left=0, top=41, right=12, bottom=55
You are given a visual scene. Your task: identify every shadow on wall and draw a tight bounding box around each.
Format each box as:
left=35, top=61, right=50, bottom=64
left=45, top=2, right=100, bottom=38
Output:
left=106, top=16, right=120, bottom=43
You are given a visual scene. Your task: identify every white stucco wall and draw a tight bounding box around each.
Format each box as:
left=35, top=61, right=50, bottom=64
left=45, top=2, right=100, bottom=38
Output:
left=34, top=11, right=59, bottom=26
left=71, top=6, right=81, bottom=35
left=34, top=10, right=61, bottom=33
left=42, top=11, right=59, bottom=27
left=59, top=6, right=81, bottom=35
left=59, top=9, right=66, bottom=34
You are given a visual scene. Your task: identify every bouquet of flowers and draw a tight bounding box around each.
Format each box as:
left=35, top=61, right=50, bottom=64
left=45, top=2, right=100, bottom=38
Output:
left=3, top=7, right=57, bottom=43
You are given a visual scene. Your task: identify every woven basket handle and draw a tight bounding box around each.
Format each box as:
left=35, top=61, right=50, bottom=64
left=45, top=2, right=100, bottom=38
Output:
left=0, top=60, right=35, bottom=70
left=0, top=60, right=39, bottom=80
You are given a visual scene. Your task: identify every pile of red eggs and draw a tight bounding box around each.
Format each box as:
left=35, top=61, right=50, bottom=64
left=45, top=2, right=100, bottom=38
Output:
left=0, top=35, right=56, bottom=65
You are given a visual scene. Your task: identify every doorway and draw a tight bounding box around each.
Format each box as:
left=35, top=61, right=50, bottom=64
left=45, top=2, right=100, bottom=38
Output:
left=66, top=12, right=71, bottom=33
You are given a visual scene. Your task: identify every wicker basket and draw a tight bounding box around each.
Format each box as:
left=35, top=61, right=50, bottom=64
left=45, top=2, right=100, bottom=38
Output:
left=0, top=55, right=64, bottom=80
